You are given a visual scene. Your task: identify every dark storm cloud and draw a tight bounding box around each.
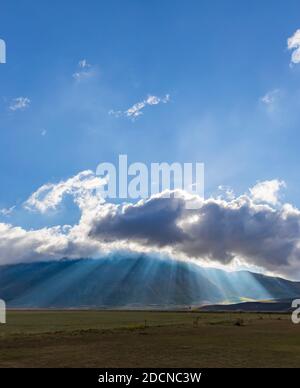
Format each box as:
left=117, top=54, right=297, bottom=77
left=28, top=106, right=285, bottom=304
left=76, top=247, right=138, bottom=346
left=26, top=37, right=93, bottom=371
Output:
left=89, top=193, right=300, bottom=272
left=90, top=196, right=188, bottom=246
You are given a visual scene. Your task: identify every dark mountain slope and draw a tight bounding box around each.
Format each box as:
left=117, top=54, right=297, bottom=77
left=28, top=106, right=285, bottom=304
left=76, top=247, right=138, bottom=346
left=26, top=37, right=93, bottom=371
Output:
left=0, top=256, right=299, bottom=308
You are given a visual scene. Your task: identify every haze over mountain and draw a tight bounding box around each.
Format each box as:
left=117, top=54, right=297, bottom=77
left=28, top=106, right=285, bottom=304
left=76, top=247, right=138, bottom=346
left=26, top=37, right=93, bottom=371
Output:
left=1, top=256, right=299, bottom=309
left=200, top=299, right=296, bottom=313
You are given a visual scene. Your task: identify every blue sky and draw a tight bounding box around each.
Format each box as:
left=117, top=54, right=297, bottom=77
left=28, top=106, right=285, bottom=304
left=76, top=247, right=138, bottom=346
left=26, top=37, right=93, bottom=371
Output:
left=1, top=1, right=300, bottom=277
left=0, top=0, right=299, bottom=203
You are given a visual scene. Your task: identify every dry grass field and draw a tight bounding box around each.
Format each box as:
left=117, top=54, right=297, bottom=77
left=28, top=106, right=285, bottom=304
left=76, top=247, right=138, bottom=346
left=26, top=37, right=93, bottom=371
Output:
left=0, top=310, right=300, bottom=368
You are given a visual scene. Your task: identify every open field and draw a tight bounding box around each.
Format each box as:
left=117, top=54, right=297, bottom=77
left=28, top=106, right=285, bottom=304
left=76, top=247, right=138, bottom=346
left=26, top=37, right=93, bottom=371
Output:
left=0, top=310, right=300, bottom=368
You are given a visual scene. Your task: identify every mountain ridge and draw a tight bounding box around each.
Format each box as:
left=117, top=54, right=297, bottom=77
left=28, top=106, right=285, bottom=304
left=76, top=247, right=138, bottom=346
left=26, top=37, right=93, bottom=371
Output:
left=0, top=256, right=299, bottom=308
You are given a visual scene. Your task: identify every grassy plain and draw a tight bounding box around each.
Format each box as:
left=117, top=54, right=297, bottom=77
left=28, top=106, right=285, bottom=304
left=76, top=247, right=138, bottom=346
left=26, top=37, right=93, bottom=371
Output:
left=0, top=310, right=299, bottom=368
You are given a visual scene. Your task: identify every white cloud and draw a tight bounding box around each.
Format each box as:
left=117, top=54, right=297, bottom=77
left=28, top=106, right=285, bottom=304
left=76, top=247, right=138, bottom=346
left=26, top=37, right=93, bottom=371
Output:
left=2, top=173, right=300, bottom=278
left=261, top=89, right=280, bottom=106
left=78, top=59, right=90, bottom=69
left=9, top=97, right=31, bottom=111
left=72, top=59, right=95, bottom=81
left=0, top=206, right=15, bottom=217
left=110, top=94, right=170, bottom=121
left=250, top=179, right=286, bottom=206
left=287, top=29, right=300, bottom=65
left=24, top=170, right=105, bottom=213
left=217, top=185, right=235, bottom=201
left=126, top=101, right=146, bottom=119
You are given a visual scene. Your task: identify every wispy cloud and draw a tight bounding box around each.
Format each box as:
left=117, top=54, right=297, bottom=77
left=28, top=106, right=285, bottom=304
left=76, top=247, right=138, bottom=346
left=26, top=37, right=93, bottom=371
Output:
left=109, top=94, right=170, bottom=121
left=24, top=170, right=105, bottom=214
left=0, top=206, right=15, bottom=217
left=72, top=59, right=95, bottom=81
left=9, top=97, right=31, bottom=111
left=217, top=185, right=235, bottom=201
left=78, top=59, right=90, bottom=69
left=260, top=89, right=280, bottom=106
left=287, top=29, right=300, bottom=65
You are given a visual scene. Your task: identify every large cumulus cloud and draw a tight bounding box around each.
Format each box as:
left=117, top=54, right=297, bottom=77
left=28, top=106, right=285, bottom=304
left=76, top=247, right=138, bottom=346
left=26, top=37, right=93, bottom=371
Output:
left=89, top=192, right=300, bottom=275
left=1, top=171, right=300, bottom=278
